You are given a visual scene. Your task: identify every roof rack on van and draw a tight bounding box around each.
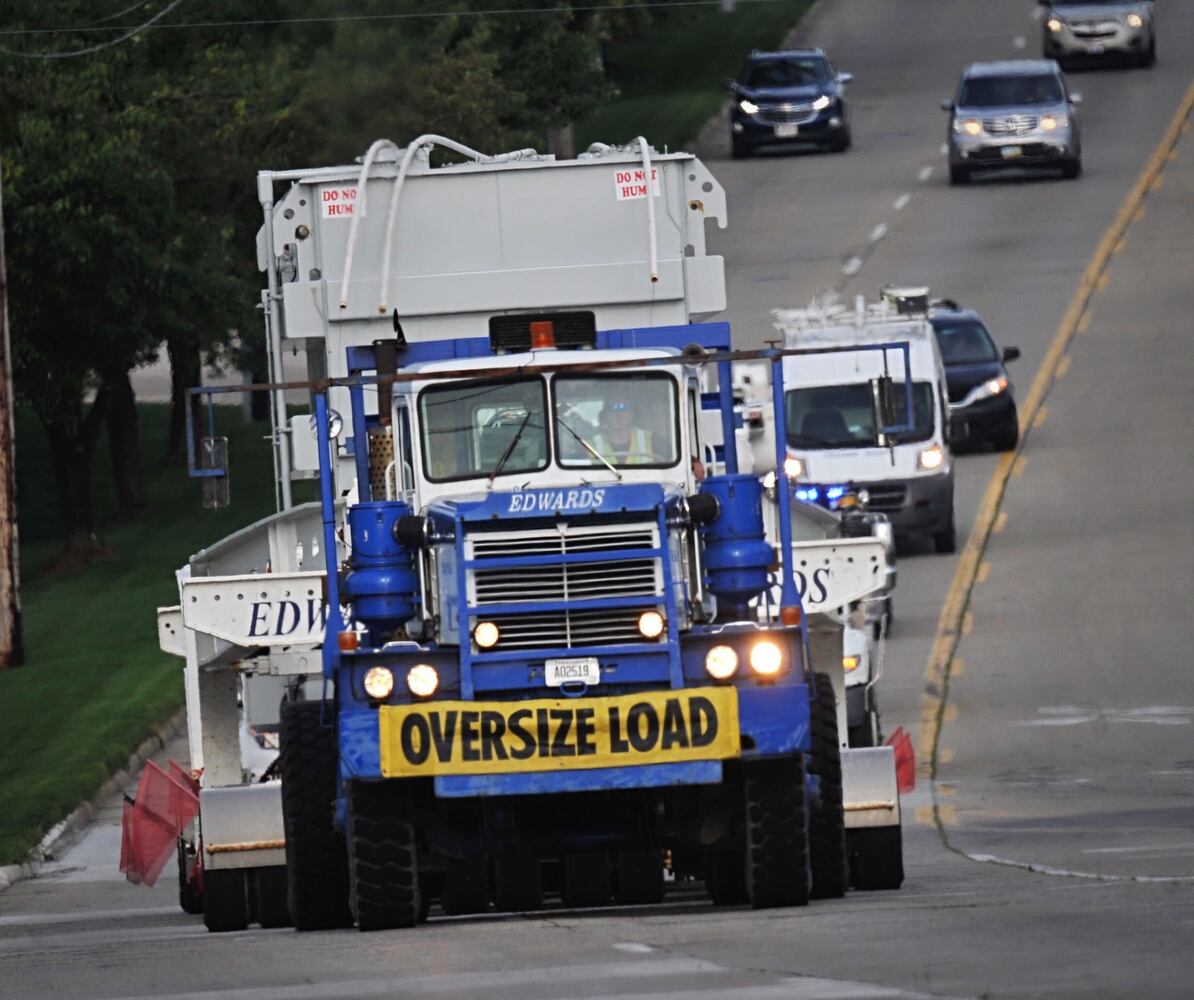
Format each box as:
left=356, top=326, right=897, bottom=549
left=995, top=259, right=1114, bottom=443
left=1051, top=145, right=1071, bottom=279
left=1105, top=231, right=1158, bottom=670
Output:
left=932, top=297, right=961, bottom=311
left=880, top=286, right=931, bottom=316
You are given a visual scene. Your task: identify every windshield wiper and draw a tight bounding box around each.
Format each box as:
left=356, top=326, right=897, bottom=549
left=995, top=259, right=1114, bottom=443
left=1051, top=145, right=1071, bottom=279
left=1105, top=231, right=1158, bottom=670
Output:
left=488, top=411, right=535, bottom=488
left=558, top=417, right=622, bottom=481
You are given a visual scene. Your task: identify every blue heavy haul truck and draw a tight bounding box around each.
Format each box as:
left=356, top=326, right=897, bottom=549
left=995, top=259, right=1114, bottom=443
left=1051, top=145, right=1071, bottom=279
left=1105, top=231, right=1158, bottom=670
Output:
left=286, top=319, right=850, bottom=929
left=162, top=138, right=903, bottom=932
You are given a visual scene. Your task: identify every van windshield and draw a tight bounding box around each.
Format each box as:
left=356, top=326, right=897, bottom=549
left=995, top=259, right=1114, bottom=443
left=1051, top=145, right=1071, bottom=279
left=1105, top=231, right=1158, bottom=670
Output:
left=785, top=382, right=936, bottom=448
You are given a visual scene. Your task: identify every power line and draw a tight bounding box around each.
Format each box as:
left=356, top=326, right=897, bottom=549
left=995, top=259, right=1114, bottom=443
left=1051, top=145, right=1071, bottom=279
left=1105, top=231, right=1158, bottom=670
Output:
left=0, top=0, right=187, bottom=58
left=0, top=0, right=793, bottom=41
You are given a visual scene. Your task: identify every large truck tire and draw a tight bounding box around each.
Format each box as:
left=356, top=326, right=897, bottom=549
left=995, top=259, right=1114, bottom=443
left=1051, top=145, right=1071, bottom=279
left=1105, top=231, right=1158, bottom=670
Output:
left=491, top=848, right=543, bottom=912
left=253, top=867, right=293, bottom=928
left=615, top=850, right=664, bottom=905
left=203, top=868, right=249, bottom=933
left=347, top=780, right=421, bottom=931
left=279, top=700, right=353, bottom=931
left=561, top=852, right=613, bottom=909
left=849, top=824, right=905, bottom=891
left=744, top=755, right=811, bottom=909
left=808, top=674, right=849, bottom=899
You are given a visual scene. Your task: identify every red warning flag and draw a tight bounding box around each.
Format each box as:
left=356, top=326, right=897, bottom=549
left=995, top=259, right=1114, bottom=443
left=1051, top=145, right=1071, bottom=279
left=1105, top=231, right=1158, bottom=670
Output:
left=119, top=760, right=200, bottom=887
left=885, top=726, right=916, bottom=793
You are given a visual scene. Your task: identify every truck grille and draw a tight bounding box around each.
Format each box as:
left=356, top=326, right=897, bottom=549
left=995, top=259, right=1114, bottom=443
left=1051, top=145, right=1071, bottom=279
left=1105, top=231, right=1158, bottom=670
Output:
left=983, top=115, right=1038, bottom=135
left=468, top=524, right=661, bottom=649
left=860, top=484, right=907, bottom=513
left=756, top=104, right=816, bottom=126
left=1072, top=23, right=1117, bottom=38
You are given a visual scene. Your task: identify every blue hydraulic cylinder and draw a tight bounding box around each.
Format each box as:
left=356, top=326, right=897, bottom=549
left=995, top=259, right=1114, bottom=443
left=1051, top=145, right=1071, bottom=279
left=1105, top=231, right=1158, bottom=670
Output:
left=343, top=501, right=417, bottom=640
left=770, top=353, right=800, bottom=611
left=315, top=392, right=346, bottom=676
left=717, top=359, right=739, bottom=476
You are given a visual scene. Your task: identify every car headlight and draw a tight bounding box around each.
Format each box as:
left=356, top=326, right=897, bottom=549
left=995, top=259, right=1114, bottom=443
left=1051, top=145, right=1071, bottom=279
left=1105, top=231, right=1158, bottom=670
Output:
left=812, top=94, right=832, bottom=111
left=843, top=655, right=861, bottom=673
left=363, top=666, right=395, bottom=700
left=1046, top=16, right=1063, bottom=32
left=1126, top=12, right=1143, bottom=28
left=739, top=99, right=759, bottom=115
left=705, top=645, right=739, bottom=680
left=975, top=375, right=1009, bottom=401
left=783, top=455, right=805, bottom=478
left=637, top=610, right=666, bottom=640
left=749, top=640, right=783, bottom=677
left=406, top=663, right=439, bottom=698
left=955, top=118, right=982, bottom=136
left=917, top=443, right=945, bottom=471
left=1040, top=114, right=1067, bottom=132
left=474, top=621, right=500, bottom=649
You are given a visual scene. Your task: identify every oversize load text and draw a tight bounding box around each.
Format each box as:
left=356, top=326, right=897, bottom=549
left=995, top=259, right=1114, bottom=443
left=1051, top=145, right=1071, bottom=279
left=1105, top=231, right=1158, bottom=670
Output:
left=379, top=688, right=740, bottom=776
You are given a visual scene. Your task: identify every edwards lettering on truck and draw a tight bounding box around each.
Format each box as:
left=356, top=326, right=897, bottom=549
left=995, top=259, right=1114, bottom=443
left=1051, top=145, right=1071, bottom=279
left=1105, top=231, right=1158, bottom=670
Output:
left=507, top=488, right=607, bottom=514
left=378, top=688, right=740, bottom=777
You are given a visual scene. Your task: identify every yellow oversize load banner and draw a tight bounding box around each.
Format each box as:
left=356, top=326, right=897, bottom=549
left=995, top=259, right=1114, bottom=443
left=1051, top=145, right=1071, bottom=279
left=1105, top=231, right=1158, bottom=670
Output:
left=379, top=687, right=740, bottom=778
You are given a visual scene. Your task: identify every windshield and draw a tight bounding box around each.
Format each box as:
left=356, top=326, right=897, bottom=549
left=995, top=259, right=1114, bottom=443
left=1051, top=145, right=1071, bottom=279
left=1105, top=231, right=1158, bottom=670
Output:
left=743, top=57, right=829, bottom=89
left=786, top=382, right=936, bottom=448
left=555, top=373, right=680, bottom=469
left=419, top=377, right=548, bottom=482
left=959, top=75, right=1064, bottom=107
left=932, top=320, right=999, bottom=364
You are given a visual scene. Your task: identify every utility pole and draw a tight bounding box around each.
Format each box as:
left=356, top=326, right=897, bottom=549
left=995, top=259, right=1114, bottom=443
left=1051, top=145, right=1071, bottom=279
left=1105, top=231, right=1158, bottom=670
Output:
left=0, top=163, right=24, bottom=669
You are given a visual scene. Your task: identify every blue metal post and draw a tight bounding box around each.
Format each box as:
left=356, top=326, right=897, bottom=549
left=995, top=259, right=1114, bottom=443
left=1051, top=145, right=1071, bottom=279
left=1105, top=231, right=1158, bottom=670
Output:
left=315, top=392, right=346, bottom=677
left=348, top=382, right=371, bottom=503
left=770, top=353, right=800, bottom=610
left=717, top=359, right=739, bottom=476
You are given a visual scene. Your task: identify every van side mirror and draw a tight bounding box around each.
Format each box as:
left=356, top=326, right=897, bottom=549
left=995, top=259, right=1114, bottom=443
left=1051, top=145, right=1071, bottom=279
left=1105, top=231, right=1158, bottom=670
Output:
left=837, top=71, right=854, bottom=85
left=725, top=79, right=739, bottom=94
left=1069, top=93, right=1083, bottom=106
left=201, top=436, right=230, bottom=509
left=870, top=376, right=898, bottom=442
left=941, top=99, right=955, bottom=112
left=1002, top=346, right=1021, bottom=363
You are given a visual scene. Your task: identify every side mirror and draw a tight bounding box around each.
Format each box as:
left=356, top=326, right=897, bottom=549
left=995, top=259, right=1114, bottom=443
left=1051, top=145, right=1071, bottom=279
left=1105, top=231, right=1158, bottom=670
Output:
left=725, top=79, right=739, bottom=94
left=941, top=99, right=955, bottom=112
left=200, top=436, right=230, bottom=509
left=870, top=375, right=898, bottom=442
left=1069, top=92, right=1083, bottom=106
left=1002, top=346, right=1021, bottom=363
left=837, top=71, right=854, bottom=85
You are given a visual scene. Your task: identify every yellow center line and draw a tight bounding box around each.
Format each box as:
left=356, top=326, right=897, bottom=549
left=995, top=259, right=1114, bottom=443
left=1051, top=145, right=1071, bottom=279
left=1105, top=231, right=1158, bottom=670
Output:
left=916, top=81, right=1194, bottom=826
left=1055, top=355, right=1071, bottom=379
left=1077, top=313, right=1092, bottom=334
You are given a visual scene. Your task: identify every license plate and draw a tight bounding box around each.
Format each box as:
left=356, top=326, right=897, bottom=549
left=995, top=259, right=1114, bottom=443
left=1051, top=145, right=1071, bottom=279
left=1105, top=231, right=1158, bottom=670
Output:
left=1087, top=43, right=1105, bottom=54
left=378, top=687, right=742, bottom=777
left=545, top=656, right=600, bottom=687
left=774, top=123, right=799, bottom=138
left=1001, top=146, right=1023, bottom=160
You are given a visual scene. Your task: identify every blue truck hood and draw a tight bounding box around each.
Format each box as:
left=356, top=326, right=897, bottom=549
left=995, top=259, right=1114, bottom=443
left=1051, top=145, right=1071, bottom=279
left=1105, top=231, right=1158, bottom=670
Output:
left=428, top=482, right=683, bottom=527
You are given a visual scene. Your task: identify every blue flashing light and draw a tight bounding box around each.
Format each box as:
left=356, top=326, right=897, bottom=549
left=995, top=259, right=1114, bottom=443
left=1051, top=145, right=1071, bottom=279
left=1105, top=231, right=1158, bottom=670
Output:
left=826, top=486, right=846, bottom=501
left=795, top=487, right=820, bottom=502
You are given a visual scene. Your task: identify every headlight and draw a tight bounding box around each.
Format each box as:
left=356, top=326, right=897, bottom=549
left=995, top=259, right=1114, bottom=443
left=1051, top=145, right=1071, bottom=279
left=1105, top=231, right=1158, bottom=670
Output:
left=705, top=645, right=739, bottom=680
left=783, top=455, right=805, bottom=478
left=843, top=655, right=861, bottom=672
left=1046, top=16, right=1063, bottom=32
left=474, top=621, right=500, bottom=649
left=955, top=118, right=982, bottom=136
left=1126, top=13, right=1143, bottom=28
left=406, top=663, right=439, bottom=698
left=917, top=443, right=945, bottom=471
left=637, top=610, right=666, bottom=640
left=749, top=640, right=783, bottom=677
left=363, top=666, right=395, bottom=700
left=975, top=375, right=1009, bottom=400
left=739, top=99, right=759, bottom=115
left=1040, top=114, right=1067, bottom=132
left=812, top=94, right=832, bottom=111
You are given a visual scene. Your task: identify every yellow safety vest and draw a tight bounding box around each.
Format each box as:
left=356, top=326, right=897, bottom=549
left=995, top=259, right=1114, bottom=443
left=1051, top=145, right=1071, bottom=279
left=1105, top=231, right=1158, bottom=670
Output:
left=594, top=428, right=655, bottom=465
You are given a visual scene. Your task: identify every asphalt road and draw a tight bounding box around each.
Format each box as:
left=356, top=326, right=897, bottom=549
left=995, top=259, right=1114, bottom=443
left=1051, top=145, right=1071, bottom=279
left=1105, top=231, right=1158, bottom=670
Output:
left=3, top=1, right=1194, bottom=998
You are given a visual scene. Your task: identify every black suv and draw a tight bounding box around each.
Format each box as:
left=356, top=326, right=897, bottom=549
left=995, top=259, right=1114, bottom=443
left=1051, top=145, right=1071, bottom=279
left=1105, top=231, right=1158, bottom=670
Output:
left=929, top=302, right=1021, bottom=451
left=728, top=49, right=852, bottom=159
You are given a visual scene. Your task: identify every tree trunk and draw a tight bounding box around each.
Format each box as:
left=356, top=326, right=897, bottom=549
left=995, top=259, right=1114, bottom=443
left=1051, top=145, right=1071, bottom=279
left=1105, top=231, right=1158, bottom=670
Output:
left=40, top=388, right=109, bottom=558
left=166, top=334, right=202, bottom=461
left=105, top=368, right=146, bottom=511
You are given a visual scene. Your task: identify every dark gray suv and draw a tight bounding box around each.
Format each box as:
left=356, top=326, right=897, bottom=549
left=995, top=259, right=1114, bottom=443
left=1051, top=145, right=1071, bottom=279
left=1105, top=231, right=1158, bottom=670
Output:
left=943, top=60, right=1082, bottom=185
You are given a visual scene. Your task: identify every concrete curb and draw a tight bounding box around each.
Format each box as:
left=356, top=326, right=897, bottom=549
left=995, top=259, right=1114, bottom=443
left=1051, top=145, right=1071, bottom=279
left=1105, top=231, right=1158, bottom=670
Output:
left=0, top=709, right=187, bottom=895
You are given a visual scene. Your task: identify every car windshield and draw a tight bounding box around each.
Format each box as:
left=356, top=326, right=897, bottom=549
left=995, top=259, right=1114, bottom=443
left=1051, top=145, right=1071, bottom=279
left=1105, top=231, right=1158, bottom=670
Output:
left=932, top=320, right=1000, bottom=364
left=743, top=57, right=828, bottom=89
left=419, top=377, right=549, bottom=482
left=786, top=382, right=936, bottom=448
left=554, top=373, right=680, bottom=469
left=959, top=75, right=1064, bottom=107
left=1054, top=1, right=1128, bottom=5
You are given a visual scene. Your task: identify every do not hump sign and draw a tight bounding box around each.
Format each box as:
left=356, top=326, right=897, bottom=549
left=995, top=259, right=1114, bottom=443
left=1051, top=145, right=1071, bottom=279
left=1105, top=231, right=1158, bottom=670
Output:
left=614, top=167, right=661, bottom=201
left=320, top=186, right=363, bottom=219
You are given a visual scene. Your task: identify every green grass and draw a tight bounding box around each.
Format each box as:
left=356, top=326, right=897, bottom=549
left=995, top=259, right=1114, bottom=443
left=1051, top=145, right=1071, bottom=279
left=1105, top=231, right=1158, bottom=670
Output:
left=576, top=0, right=814, bottom=152
left=0, top=405, right=288, bottom=864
